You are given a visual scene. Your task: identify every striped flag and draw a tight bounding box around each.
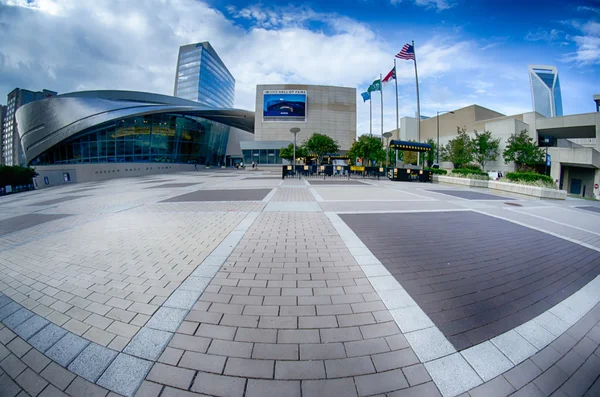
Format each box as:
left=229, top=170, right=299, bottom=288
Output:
left=382, top=67, right=396, bottom=83
left=395, top=43, right=415, bottom=60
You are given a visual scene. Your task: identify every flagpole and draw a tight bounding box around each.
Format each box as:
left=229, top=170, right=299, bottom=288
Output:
left=394, top=59, right=399, bottom=138
left=369, top=95, right=372, bottom=138
left=412, top=40, right=421, bottom=166
left=380, top=73, right=383, bottom=145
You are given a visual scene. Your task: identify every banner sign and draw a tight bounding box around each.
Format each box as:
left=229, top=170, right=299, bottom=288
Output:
left=263, top=90, right=307, bottom=120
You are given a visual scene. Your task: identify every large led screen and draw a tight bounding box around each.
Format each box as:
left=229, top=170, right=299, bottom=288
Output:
left=263, top=90, right=307, bottom=119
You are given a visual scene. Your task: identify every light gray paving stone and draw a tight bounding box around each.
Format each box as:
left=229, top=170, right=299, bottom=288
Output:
left=28, top=324, right=67, bottom=353
left=424, top=353, right=483, bottom=397
left=533, top=312, right=571, bottom=337
left=45, top=333, right=90, bottom=367
left=68, top=343, right=118, bottom=382
left=0, top=294, right=13, bottom=308
left=97, top=353, right=153, bottom=397
left=178, top=277, right=211, bottom=293
left=390, top=307, right=434, bottom=333
left=123, top=328, right=173, bottom=361
left=14, top=315, right=50, bottom=341
left=461, top=341, right=514, bottom=382
left=163, top=290, right=202, bottom=310
left=0, top=302, right=21, bottom=321
left=515, top=321, right=556, bottom=350
left=4, top=308, right=34, bottom=330
left=491, top=330, right=538, bottom=365
left=368, top=275, right=401, bottom=292
left=405, top=327, right=456, bottom=362
left=192, top=265, right=222, bottom=278
left=145, top=307, right=187, bottom=332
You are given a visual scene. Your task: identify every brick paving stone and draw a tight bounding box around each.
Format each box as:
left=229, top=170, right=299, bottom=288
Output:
left=195, top=323, right=236, bottom=340
left=157, top=347, right=183, bottom=366
left=252, top=343, right=299, bottom=360
left=344, top=338, right=390, bottom=357
left=65, top=377, right=108, bottom=397
left=0, top=373, right=22, bottom=397
left=371, top=349, right=420, bottom=372
left=325, top=356, right=376, bottom=378
left=168, top=334, right=210, bottom=353
left=15, top=368, right=49, bottom=397
left=191, top=372, right=246, bottom=397
left=21, top=349, right=51, bottom=373
left=40, top=362, right=77, bottom=390
left=275, top=360, right=326, bottom=380
left=207, top=339, right=253, bottom=358
left=225, top=357, right=274, bottom=379
left=235, top=328, right=277, bottom=343
left=178, top=351, right=226, bottom=373
left=132, top=381, right=162, bottom=397
left=7, top=337, right=32, bottom=358
left=302, top=378, right=358, bottom=397
left=1, top=354, right=27, bottom=378
left=245, top=379, right=301, bottom=397
left=468, top=375, right=515, bottom=397
left=300, top=343, right=346, bottom=360
left=38, top=384, right=69, bottom=397
left=354, top=369, right=409, bottom=396
left=278, top=330, right=320, bottom=344
left=402, top=364, right=432, bottom=386
left=532, top=364, right=570, bottom=396
left=146, top=363, right=194, bottom=390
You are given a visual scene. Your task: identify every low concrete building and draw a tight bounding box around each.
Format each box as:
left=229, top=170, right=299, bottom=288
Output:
left=388, top=99, right=600, bottom=199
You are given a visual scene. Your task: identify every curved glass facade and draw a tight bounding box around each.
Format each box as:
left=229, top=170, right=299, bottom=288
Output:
left=30, top=113, right=229, bottom=166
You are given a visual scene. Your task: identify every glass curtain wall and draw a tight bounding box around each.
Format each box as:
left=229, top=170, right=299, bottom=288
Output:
left=242, top=149, right=281, bottom=165
left=30, top=113, right=229, bottom=166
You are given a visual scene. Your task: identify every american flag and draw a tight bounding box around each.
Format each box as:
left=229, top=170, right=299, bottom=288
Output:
left=395, top=44, right=415, bottom=60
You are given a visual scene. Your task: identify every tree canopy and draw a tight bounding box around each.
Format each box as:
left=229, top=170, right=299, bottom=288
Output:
left=348, top=135, right=384, bottom=166
left=279, top=143, right=308, bottom=161
left=425, top=138, right=436, bottom=167
left=441, top=127, right=473, bottom=168
left=303, top=133, right=340, bottom=164
left=503, top=130, right=545, bottom=171
left=472, top=130, right=501, bottom=170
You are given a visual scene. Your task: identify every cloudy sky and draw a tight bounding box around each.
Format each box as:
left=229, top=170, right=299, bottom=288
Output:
left=0, top=0, right=599, bottom=136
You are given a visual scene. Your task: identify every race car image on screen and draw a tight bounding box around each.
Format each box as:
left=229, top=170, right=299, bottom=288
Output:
left=263, top=93, right=306, bottom=117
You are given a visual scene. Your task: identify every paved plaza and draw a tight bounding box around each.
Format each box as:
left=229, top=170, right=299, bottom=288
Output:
left=0, top=169, right=599, bottom=397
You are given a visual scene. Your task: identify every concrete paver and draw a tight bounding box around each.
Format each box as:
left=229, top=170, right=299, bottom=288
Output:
left=0, top=172, right=599, bottom=397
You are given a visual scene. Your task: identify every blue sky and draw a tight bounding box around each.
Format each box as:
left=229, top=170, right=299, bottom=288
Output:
left=0, top=0, right=598, bottom=136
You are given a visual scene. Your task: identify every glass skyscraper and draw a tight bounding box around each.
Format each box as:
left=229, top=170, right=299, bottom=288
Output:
left=173, top=42, right=235, bottom=108
left=528, top=65, right=563, bottom=118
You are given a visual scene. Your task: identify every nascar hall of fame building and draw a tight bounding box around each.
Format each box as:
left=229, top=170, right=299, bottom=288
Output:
left=241, top=84, right=356, bottom=165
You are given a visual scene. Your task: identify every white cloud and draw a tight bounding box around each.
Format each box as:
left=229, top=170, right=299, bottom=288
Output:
left=525, top=28, right=564, bottom=42
left=563, top=21, right=600, bottom=65
left=0, top=0, right=540, bottom=135
left=390, top=0, right=454, bottom=11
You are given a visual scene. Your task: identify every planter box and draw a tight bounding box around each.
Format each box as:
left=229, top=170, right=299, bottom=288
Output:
left=433, top=175, right=566, bottom=200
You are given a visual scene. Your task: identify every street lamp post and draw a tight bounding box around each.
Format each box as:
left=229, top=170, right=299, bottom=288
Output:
left=383, top=131, right=393, bottom=168
left=290, top=128, right=301, bottom=174
left=436, top=110, right=454, bottom=165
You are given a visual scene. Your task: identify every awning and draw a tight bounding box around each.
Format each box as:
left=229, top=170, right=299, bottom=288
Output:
left=389, top=140, right=432, bottom=152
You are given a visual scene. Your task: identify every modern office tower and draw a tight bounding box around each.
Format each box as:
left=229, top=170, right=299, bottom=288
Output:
left=2, top=88, right=57, bottom=166
left=528, top=65, right=563, bottom=118
left=0, top=105, right=6, bottom=165
left=173, top=42, right=235, bottom=108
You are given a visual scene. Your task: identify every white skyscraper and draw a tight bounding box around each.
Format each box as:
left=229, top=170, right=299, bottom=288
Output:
left=528, top=65, right=563, bottom=118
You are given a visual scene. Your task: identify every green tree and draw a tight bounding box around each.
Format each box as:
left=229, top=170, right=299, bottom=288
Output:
left=442, top=127, right=473, bottom=168
left=503, top=130, right=545, bottom=171
left=279, top=143, right=307, bottom=162
left=348, top=135, right=385, bottom=166
left=303, top=133, right=340, bottom=164
left=425, top=138, right=436, bottom=167
left=472, top=130, right=501, bottom=170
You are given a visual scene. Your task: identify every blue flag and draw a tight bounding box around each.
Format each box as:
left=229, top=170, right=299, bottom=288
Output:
left=361, top=91, right=371, bottom=102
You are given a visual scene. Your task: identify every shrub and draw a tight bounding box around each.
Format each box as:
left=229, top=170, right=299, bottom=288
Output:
left=505, top=172, right=554, bottom=184
left=0, top=166, right=38, bottom=188
left=462, top=163, right=482, bottom=171
left=425, top=168, right=447, bottom=175
left=451, top=168, right=489, bottom=177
